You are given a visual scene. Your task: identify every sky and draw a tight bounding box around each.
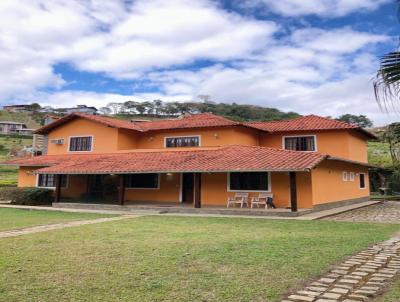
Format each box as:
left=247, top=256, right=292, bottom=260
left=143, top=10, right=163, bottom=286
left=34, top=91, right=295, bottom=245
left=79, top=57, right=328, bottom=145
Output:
left=0, top=0, right=399, bottom=126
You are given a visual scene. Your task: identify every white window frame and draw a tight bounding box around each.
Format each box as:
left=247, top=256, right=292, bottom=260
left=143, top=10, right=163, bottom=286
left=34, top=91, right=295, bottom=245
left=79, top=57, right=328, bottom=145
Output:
left=68, top=135, right=94, bottom=153
left=164, top=135, right=201, bottom=148
left=359, top=173, right=367, bottom=189
left=342, top=171, right=348, bottom=182
left=282, top=135, right=317, bottom=152
left=125, top=173, right=161, bottom=190
left=36, top=174, right=69, bottom=189
left=349, top=172, right=355, bottom=181
left=227, top=172, right=272, bottom=193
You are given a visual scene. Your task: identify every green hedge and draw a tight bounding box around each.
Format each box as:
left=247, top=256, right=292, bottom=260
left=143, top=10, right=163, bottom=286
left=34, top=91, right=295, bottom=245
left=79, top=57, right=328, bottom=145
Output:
left=0, top=187, right=53, bottom=205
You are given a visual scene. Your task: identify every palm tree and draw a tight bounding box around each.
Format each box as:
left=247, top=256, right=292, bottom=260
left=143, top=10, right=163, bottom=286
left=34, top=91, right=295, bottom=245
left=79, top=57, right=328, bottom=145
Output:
left=374, top=51, right=400, bottom=110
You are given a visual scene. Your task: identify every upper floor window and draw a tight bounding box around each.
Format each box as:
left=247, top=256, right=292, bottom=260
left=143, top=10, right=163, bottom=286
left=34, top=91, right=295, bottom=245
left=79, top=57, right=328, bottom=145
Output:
left=165, top=136, right=200, bottom=148
left=125, top=173, right=159, bottom=189
left=69, top=136, right=92, bottom=152
left=229, top=172, right=270, bottom=191
left=284, top=136, right=316, bottom=151
left=38, top=174, right=68, bottom=188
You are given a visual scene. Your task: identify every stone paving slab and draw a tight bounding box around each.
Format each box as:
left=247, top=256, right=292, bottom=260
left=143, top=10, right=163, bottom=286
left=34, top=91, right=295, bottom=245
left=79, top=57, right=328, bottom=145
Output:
left=322, top=201, right=400, bottom=224
left=0, top=215, right=138, bottom=238
left=282, top=234, right=400, bottom=301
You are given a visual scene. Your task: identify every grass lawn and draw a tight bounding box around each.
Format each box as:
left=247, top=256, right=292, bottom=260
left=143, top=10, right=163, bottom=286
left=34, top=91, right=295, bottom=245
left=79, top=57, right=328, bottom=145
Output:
left=374, top=278, right=400, bottom=302
left=0, top=216, right=399, bottom=302
left=0, top=208, right=114, bottom=231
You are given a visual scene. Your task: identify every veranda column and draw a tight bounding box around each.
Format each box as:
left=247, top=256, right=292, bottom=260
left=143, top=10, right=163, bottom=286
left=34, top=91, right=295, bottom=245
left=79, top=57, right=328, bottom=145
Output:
left=118, top=175, right=125, bottom=205
left=54, top=174, right=62, bottom=203
left=193, top=173, right=201, bottom=208
left=289, top=172, right=297, bottom=212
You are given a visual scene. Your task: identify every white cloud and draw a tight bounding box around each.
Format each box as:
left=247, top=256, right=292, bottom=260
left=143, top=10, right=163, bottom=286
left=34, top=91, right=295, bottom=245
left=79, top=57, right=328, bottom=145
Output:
left=239, top=0, right=390, bottom=17
left=0, top=0, right=395, bottom=126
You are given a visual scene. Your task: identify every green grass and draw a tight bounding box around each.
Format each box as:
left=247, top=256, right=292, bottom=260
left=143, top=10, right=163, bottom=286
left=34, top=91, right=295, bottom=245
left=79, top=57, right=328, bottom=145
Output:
left=0, top=134, right=33, bottom=186
left=373, top=278, right=400, bottom=301
left=0, top=216, right=398, bottom=302
left=0, top=208, right=115, bottom=231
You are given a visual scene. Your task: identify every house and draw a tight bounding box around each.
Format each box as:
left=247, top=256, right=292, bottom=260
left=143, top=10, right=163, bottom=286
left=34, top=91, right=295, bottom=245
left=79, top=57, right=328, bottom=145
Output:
left=0, top=121, right=34, bottom=135
left=2, top=104, right=32, bottom=113
left=5, top=112, right=375, bottom=211
left=54, top=105, right=97, bottom=115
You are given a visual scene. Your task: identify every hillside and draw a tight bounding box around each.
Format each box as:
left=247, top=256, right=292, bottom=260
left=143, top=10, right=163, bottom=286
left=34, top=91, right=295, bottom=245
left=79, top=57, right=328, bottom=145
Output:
left=0, top=111, right=42, bottom=128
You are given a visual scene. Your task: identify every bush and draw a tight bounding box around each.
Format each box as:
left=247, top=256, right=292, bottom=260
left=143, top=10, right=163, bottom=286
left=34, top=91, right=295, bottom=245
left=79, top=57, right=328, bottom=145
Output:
left=0, top=187, right=53, bottom=205
left=388, top=170, right=400, bottom=195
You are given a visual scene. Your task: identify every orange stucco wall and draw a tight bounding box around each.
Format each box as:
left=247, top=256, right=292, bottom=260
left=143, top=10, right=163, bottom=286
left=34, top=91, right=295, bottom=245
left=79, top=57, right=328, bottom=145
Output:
left=17, top=167, right=84, bottom=198
left=125, top=173, right=180, bottom=203
left=260, top=130, right=367, bottom=162
left=47, top=119, right=119, bottom=154
left=136, top=126, right=259, bottom=149
left=311, top=161, right=370, bottom=205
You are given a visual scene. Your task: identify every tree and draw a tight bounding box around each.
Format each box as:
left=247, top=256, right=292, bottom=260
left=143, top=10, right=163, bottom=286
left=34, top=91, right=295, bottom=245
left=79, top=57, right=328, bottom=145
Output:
left=374, top=52, right=400, bottom=108
left=384, top=122, right=400, bottom=168
left=336, top=114, right=373, bottom=128
left=106, top=102, right=124, bottom=114
left=153, top=99, right=163, bottom=116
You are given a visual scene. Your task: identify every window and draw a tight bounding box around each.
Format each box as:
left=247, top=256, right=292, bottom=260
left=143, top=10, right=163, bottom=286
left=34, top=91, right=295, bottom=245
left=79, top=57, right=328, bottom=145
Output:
left=349, top=172, right=355, bottom=181
left=38, top=174, right=68, bottom=188
left=229, top=172, right=270, bottom=191
left=284, top=136, right=316, bottom=151
left=125, top=174, right=159, bottom=189
left=69, top=136, right=92, bottom=152
left=359, top=173, right=366, bottom=189
left=342, top=171, right=348, bottom=181
left=165, top=136, right=200, bottom=148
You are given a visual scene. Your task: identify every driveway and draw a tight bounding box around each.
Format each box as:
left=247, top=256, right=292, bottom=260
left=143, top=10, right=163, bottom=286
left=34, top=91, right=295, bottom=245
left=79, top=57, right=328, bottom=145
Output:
left=322, top=201, right=400, bottom=223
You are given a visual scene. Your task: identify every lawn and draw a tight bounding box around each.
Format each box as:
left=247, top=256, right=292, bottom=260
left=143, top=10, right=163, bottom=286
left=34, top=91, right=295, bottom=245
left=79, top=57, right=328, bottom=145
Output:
left=0, top=216, right=399, bottom=302
left=374, top=278, right=400, bottom=301
left=0, top=208, right=114, bottom=231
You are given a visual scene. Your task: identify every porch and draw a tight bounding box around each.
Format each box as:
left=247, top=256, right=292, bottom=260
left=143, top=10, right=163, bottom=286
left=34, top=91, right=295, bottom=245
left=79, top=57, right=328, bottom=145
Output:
left=51, top=171, right=304, bottom=212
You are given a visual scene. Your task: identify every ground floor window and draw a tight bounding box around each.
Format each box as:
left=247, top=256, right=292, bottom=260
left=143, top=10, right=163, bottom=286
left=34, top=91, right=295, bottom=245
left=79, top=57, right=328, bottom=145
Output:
left=125, top=173, right=159, bottom=189
left=229, top=172, right=270, bottom=191
left=359, top=173, right=366, bottom=189
left=38, top=174, right=68, bottom=188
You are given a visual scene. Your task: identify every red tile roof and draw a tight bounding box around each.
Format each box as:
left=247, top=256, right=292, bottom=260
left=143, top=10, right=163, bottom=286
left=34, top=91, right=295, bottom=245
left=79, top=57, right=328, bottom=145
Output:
left=137, top=113, right=240, bottom=131
left=245, top=115, right=376, bottom=139
left=34, top=112, right=239, bottom=134
left=4, top=145, right=328, bottom=174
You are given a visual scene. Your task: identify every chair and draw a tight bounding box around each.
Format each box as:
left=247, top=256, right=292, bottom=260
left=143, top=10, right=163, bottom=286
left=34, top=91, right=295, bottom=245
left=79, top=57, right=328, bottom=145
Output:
left=227, top=193, right=249, bottom=208
left=251, top=193, right=274, bottom=208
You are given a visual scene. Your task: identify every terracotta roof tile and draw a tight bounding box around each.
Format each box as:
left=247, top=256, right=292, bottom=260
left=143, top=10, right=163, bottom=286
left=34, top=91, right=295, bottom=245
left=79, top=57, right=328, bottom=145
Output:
left=245, top=115, right=376, bottom=139
left=4, top=145, right=327, bottom=174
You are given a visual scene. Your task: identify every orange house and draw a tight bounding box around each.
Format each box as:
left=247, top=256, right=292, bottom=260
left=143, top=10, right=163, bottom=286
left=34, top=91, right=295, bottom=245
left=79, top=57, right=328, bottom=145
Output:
left=7, top=112, right=375, bottom=211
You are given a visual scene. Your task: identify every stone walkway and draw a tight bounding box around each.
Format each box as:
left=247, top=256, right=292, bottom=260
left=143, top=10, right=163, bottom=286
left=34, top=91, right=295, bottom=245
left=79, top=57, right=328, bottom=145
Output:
left=0, top=215, right=138, bottom=238
left=282, top=234, right=400, bottom=302
left=322, top=201, right=400, bottom=224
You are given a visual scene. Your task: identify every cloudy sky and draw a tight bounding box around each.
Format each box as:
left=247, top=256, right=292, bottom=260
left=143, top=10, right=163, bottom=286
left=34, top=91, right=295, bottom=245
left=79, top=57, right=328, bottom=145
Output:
left=0, top=0, right=398, bottom=125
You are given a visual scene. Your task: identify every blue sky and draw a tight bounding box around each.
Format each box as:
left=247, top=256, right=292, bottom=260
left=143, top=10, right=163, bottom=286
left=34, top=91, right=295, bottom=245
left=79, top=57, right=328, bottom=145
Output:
left=0, top=0, right=398, bottom=125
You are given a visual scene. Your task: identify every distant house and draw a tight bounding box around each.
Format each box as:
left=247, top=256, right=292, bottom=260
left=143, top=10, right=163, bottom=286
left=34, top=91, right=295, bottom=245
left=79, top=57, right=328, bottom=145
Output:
left=44, top=115, right=61, bottom=126
left=0, top=121, right=34, bottom=135
left=3, top=105, right=31, bottom=113
left=54, top=105, right=97, bottom=115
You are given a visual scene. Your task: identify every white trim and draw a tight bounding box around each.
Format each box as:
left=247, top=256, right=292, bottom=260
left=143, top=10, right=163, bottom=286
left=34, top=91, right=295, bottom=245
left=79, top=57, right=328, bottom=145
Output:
left=125, top=173, right=161, bottom=190
left=342, top=171, right=348, bottom=181
left=164, top=135, right=201, bottom=148
left=67, top=135, right=94, bottom=153
left=227, top=172, right=272, bottom=193
left=36, top=174, right=69, bottom=189
left=359, top=173, right=367, bottom=189
left=282, top=134, right=317, bottom=152
left=349, top=172, right=355, bottom=181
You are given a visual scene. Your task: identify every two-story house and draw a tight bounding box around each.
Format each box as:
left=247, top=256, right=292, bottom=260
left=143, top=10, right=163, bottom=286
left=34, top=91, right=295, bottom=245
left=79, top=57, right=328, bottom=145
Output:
left=5, top=112, right=375, bottom=211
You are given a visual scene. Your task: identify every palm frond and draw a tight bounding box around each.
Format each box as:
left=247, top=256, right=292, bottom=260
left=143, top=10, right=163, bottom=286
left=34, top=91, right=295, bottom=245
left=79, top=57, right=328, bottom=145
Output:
left=374, top=51, right=400, bottom=113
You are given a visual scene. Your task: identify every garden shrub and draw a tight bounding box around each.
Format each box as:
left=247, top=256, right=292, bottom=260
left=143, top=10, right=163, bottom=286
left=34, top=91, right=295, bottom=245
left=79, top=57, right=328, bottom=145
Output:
left=388, top=170, right=400, bottom=195
left=0, top=187, right=53, bottom=205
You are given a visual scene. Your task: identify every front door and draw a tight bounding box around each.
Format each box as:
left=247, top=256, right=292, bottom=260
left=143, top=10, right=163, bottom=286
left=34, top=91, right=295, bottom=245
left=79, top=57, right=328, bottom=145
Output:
left=181, top=173, right=194, bottom=203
